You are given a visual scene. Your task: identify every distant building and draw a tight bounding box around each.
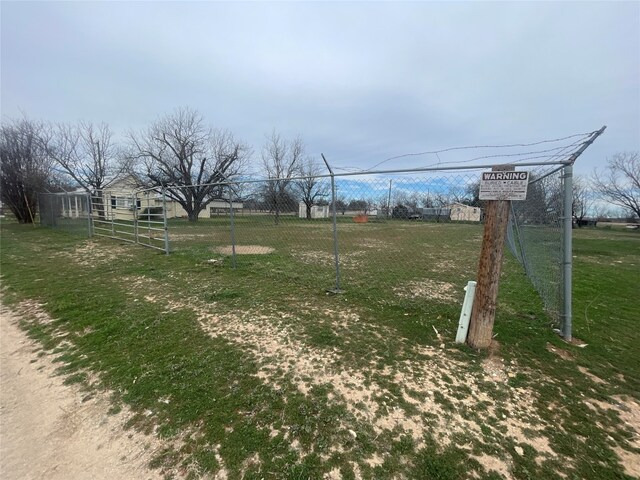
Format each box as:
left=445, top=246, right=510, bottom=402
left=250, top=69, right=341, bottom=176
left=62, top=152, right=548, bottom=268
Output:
left=448, top=203, right=481, bottom=222
left=209, top=200, right=244, bottom=217
left=97, top=175, right=243, bottom=220
left=419, top=207, right=451, bottom=221
left=298, top=202, right=330, bottom=219
left=413, top=203, right=481, bottom=222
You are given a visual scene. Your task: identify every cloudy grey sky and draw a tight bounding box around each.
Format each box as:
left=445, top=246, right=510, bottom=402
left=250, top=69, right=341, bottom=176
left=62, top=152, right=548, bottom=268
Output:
left=2, top=1, right=639, bottom=176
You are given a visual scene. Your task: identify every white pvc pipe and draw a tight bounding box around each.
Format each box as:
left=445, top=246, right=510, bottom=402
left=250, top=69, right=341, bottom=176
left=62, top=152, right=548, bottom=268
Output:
left=455, top=281, right=477, bottom=343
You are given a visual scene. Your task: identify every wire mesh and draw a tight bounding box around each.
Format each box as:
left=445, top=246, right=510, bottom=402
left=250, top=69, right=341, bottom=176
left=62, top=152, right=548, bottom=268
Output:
left=38, top=191, right=91, bottom=236
left=36, top=129, right=607, bottom=340
left=35, top=164, right=572, bottom=336
left=506, top=165, right=565, bottom=324
left=161, top=171, right=497, bottom=326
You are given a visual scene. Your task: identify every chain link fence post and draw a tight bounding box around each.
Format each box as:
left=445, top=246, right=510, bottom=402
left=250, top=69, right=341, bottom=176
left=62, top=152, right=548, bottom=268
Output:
left=228, top=184, right=237, bottom=269
left=86, top=193, right=93, bottom=237
left=36, top=193, right=43, bottom=227
left=321, top=154, right=342, bottom=293
left=562, top=164, right=573, bottom=342
left=162, top=186, right=170, bottom=255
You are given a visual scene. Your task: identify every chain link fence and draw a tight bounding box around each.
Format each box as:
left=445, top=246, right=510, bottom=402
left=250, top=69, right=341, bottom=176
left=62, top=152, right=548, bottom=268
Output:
left=37, top=163, right=574, bottom=337
left=506, top=164, right=567, bottom=325
left=37, top=124, right=611, bottom=342
left=38, top=191, right=92, bottom=236
left=157, top=167, right=560, bottom=334
left=38, top=189, right=169, bottom=252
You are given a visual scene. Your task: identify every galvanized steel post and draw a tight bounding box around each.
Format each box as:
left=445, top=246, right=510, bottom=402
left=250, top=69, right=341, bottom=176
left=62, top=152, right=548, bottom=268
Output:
left=322, top=154, right=342, bottom=293
left=387, top=179, right=393, bottom=219
left=36, top=194, right=42, bottom=227
left=510, top=203, right=530, bottom=277
left=562, top=164, right=573, bottom=341
left=86, top=193, right=93, bottom=237
left=228, top=184, right=237, bottom=269
left=162, top=186, right=170, bottom=255
left=133, top=193, right=139, bottom=245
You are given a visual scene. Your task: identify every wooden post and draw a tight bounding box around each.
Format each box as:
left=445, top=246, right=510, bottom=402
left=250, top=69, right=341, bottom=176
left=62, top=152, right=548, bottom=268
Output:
left=467, top=165, right=513, bottom=349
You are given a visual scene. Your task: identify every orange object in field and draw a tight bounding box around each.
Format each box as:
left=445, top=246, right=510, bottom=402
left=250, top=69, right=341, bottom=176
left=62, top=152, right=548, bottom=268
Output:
left=353, top=214, right=368, bottom=223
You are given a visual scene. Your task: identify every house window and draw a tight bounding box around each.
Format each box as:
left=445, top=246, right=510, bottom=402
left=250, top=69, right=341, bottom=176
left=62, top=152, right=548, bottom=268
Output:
left=111, top=196, right=136, bottom=209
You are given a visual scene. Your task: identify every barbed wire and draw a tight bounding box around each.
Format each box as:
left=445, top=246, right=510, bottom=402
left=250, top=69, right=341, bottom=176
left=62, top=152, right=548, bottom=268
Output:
left=361, top=131, right=594, bottom=172
left=416, top=138, right=589, bottom=170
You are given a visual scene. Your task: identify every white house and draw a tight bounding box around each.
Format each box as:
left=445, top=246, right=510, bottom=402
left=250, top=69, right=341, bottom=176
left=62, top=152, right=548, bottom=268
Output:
left=97, top=176, right=243, bottom=220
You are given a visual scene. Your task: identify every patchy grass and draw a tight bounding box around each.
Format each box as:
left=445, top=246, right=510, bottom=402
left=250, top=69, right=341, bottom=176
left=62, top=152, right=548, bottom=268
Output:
left=0, top=217, right=638, bottom=479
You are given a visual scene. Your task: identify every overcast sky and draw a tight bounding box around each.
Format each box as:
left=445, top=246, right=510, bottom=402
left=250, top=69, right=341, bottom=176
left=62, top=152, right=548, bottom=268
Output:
left=2, top=1, right=639, bottom=176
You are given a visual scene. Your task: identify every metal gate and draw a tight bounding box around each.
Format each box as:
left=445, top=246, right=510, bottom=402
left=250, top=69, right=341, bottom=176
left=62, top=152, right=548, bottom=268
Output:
left=90, top=190, right=168, bottom=253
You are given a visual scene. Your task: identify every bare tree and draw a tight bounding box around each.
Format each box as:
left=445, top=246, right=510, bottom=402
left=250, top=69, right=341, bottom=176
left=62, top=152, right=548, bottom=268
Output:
left=463, top=181, right=483, bottom=207
left=377, top=192, right=391, bottom=218
left=348, top=199, right=370, bottom=214
left=592, top=203, right=611, bottom=222
left=294, top=157, right=329, bottom=219
left=47, top=121, right=119, bottom=219
left=449, top=184, right=469, bottom=204
left=48, top=121, right=117, bottom=192
left=592, top=152, right=640, bottom=220
left=432, top=192, right=451, bottom=222
left=129, top=107, right=250, bottom=222
left=518, top=174, right=563, bottom=225
left=261, top=130, right=304, bottom=224
left=331, top=197, right=348, bottom=215
left=394, top=192, right=420, bottom=212
left=572, top=176, right=592, bottom=227
left=0, top=118, right=53, bottom=223
left=418, top=191, right=434, bottom=209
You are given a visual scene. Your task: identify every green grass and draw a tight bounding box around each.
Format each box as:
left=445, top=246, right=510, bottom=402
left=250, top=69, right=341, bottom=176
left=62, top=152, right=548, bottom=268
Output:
left=1, top=217, right=638, bottom=479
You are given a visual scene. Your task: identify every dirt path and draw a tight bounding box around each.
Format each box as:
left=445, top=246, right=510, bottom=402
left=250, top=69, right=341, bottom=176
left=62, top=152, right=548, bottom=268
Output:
left=0, top=304, right=162, bottom=480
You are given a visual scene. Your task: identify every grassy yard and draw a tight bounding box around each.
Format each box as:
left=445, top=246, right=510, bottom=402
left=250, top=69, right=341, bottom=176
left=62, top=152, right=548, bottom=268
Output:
left=0, top=218, right=638, bottom=479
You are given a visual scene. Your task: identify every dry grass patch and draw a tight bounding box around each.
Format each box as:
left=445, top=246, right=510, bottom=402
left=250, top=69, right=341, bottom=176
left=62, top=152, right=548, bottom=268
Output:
left=546, top=343, right=575, bottom=361
left=56, top=241, right=134, bottom=267
left=11, top=299, right=55, bottom=326
left=215, top=245, right=274, bottom=255
left=291, top=249, right=365, bottom=268
left=577, top=365, right=607, bottom=385
left=120, top=274, right=558, bottom=471
left=394, top=279, right=458, bottom=303
left=584, top=395, right=640, bottom=477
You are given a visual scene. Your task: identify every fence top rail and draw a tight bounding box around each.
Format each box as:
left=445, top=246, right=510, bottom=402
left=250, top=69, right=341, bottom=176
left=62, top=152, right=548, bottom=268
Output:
left=39, top=191, right=89, bottom=197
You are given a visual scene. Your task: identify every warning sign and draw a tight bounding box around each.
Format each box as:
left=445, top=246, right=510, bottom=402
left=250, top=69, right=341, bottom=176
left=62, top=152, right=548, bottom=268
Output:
left=479, top=171, right=529, bottom=201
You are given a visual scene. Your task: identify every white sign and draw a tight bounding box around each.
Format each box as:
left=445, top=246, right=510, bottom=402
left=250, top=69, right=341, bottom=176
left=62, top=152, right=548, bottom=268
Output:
left=479, top=171, right=530, bottom=201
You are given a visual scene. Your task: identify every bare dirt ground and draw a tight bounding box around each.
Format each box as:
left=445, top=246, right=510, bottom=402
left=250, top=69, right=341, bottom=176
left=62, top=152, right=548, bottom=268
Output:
left=0, top=304, right=162, bottom=480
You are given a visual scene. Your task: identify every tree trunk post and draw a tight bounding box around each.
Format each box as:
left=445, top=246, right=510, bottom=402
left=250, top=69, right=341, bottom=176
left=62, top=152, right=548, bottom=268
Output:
left=467, top=165, right=513, bottom=349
